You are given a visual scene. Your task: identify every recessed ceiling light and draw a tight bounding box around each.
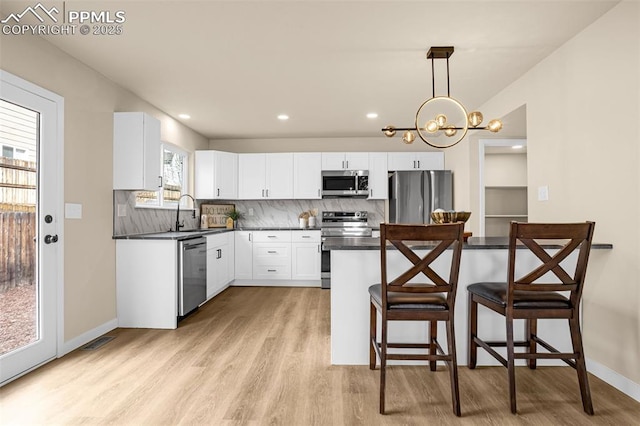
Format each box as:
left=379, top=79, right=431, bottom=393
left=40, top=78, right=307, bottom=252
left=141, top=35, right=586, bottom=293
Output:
left=512, top=145, right=523, bottom=149
left=277, top=114, right=289, bottom=120
left=178, top=114, right=191, bottom=119
left=366, top=113, right=378, bottom=119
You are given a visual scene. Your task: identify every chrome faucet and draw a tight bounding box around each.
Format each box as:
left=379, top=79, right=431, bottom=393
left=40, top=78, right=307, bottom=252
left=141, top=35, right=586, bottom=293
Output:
left=175, top=194, right=196, bottom=231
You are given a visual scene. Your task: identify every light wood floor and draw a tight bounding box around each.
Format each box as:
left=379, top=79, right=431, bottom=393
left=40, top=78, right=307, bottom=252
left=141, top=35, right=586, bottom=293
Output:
left=1, top=287, right=638, bottom=425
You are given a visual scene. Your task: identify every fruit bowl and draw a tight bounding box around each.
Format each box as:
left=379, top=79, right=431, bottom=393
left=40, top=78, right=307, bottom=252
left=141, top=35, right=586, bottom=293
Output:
left=430, top=211, right=471, bottom=224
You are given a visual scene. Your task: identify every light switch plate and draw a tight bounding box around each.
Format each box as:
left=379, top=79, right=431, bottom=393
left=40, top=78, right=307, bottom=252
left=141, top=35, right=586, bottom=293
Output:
left=65, top=203, right=82, bottom=219
left=538, top=186, right=549, bottom=201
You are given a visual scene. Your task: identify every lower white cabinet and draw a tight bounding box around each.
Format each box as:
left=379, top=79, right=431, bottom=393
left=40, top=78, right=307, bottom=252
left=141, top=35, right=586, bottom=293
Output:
left=235, top=231, right=253, bottom=280
left=291, top=231, right=321, bottom=280
left=116, top=239, right=178, bottom=329
left=206, top=232, right=234, bottom=299
left=233, top=230, right=320, bottom=286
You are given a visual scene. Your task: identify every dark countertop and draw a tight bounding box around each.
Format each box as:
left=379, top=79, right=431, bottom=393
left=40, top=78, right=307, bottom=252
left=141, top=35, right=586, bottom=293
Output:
left=322, top=236, right=613, bottom=251
left=113, top=227, right=321, bottom=241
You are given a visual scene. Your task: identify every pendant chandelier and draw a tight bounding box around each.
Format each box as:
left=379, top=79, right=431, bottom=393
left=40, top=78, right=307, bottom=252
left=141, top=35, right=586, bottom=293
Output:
left=382, top=46, right=503, bottom=148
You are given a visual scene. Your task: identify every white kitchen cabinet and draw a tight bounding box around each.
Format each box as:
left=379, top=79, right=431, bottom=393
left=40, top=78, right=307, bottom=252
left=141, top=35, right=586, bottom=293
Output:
left=113, top=112, right=162, bottom=190
left=195, top=150, right=238, bottom=200
left=238, top=153, right=294, bottom=199
left=367, top=152, right=388, bottom=200
left=234, top=231, right=253, bottom=280
left=206, top=232, right=234, bottom=299
left=116, top=239, right=178, bottom=329
left=291, top=230, right=321, bottom=280
left=252, top=231, right=292, bottom=280
left=293, top=152, right=322, bottom=199
left=321, top=152, right=369, bottom=170
left=387, top=152, right=444, bottom=171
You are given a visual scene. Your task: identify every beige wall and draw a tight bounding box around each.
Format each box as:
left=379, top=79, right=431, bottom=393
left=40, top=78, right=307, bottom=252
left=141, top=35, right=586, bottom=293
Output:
left=0, top=35, right=209, bottom=343
left=468, top=2, right=640, bottom=383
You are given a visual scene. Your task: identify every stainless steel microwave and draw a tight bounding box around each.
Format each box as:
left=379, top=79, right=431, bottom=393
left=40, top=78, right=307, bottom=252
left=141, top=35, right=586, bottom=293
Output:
left=321, top=170, right=369, bottom=198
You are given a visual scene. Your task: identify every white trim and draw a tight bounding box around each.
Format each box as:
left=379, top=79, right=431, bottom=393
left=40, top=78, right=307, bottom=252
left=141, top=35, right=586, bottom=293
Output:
left=0, top=69, right=65, bottom=360
left=587, top=357, right=640, bottom=402
left=60, top=318, right=118, bottom=356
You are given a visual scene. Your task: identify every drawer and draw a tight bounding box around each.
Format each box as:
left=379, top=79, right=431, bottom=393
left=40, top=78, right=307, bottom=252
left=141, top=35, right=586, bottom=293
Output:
left=291, top=230, right=321, bottom=243
left=252, top=231, right=292, bottom=243
left=253, top=243, right=291, bottom=264
left=253, top=264, right=292, bottom=280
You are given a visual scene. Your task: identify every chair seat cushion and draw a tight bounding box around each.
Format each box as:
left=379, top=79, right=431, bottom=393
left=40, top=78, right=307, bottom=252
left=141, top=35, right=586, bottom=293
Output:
left=468, top=282, right=571, bottom=309
left=368, top=284, right=447, bottom=310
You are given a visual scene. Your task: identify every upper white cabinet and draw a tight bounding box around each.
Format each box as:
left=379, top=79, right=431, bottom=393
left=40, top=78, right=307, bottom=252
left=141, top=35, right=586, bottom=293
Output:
left=195, top=150, right=238, bottom=199
left=113, top=112, right=162, bottom=190
left=322, top=152, right=369, bottom=170
left=387, top=152, right=444, bottom=171
left=367, top=152, right=388, bottom=200
left=238, top=153, right=294, bottom=199
left=293, top=153, right=322, bottom=199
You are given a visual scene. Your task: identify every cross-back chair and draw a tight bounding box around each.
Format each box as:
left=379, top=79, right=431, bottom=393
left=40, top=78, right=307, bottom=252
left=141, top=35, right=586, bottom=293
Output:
left=369, top=222, right=464, bottom=416
left=467, top=221, right=596, bottom=415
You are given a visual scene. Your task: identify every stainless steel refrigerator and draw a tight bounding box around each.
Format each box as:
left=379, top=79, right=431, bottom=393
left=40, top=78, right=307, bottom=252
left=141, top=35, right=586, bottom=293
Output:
left=389, top=170, right=453, bottom=224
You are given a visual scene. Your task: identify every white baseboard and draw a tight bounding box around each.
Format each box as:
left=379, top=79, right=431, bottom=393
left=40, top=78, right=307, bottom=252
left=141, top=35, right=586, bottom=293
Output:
left=59, top=318, right=118, bottom=356
left=231, top=279, right=320, bottom=287
left=587, top=357, right=640, bottom=402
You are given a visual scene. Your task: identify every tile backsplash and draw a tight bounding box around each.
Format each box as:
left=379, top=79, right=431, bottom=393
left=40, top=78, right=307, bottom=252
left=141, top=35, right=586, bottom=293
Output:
left=113, top=190, right=385, bottom=236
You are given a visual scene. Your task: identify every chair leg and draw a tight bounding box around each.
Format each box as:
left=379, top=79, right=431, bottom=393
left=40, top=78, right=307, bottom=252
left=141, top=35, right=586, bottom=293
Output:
left=569, top=316, right=594, bottom=415
left=370, top=302, right=377, bottom=370
left=446, top=318, right=461, bottom=417
left=468, top=292, right=478, bottom=369
left=527, top=318, right=537, bottom=369
left=429, top=320, right=437, bottom=371
left=380, top=316, right=387, bottom=414
left=506, top=317, right=517, bottom=414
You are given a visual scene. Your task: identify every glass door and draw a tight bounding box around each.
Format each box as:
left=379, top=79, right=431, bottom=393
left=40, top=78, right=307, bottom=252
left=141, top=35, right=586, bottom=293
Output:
left=0, top=73, right=60, bottom=385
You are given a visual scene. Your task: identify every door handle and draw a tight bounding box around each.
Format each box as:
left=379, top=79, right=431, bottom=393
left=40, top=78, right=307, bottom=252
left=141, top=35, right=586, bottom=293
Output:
left=44, top=234, right=58, bottom=244
left=158, top=176, right=163, bottom=188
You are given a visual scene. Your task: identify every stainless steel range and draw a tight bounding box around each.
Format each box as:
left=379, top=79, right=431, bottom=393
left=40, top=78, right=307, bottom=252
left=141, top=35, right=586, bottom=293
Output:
left=321, top=211, right=372, bottom=289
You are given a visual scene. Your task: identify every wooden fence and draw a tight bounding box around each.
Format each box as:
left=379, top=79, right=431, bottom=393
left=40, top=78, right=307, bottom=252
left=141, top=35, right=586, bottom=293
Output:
left=0, top=211, right=36, bottom=292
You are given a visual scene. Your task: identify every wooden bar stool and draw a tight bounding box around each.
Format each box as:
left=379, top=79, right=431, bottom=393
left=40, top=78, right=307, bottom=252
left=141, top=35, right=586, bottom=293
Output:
left=369, top=222, right=464, bottom=416
left=467, top=221, right=596, bottom=414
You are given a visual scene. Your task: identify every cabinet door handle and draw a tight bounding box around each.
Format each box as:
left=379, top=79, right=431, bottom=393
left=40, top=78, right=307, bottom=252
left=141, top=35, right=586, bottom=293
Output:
left=261, top=189, right=265, bottom=197
left=267, top=235, right=277, bottom=238
left=249, top=233, right=252, bottom=242
left=413, top=160, right=416, bottom=169
left=317, top=244, right=320, bottom=253
left=370, top=189, right=373, bottom=197
left=266, top=189, right=269, bottom=197
left=346, top=160, right=349, bottom=169
left=302, top=235, right=311, bottom=238
left=267, top=250, right=277, bottom=254
left=417, top=160, right=420, bottom=168
left=158, top=176, right=163, bottom=188
left=217, top=249, right=222, bottom=259
left=268, top=269, right=276, bottom=272
left=217, top=188, right=220, bottom=197
left=318, top=188, right=320, bottom=197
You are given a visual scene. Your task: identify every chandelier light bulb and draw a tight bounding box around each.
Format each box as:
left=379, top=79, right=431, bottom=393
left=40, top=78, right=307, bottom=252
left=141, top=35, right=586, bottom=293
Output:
left=425, top=120, right=439, bottom=133
left=444, top=125, right=457, bottom=137
left=468, top=111, right=483, bottom=127
left=402, top=130, right=416, bottom=144
left=487, top=119, right=503, bottom=133
left=383, top=126, right=397, bottom=137
left=435, top=114, right=447, bottom=128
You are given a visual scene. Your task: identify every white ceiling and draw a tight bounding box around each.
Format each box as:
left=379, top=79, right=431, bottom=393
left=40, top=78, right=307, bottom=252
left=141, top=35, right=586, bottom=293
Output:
left=32, top=0, right=619, bottom=140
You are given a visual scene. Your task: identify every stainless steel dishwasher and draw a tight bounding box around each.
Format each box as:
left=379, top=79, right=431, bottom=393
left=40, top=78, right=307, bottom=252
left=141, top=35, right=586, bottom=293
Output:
left=178, top=237, right=207, bottom=317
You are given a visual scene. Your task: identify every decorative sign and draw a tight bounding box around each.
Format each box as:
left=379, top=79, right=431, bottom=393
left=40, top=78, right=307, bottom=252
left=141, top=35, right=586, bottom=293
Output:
left=200, top=204, right=234, bottom=228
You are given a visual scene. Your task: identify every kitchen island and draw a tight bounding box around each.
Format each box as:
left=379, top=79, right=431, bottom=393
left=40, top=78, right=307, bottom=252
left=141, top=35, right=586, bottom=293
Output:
left=324, top=237, right=613, bottom=366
